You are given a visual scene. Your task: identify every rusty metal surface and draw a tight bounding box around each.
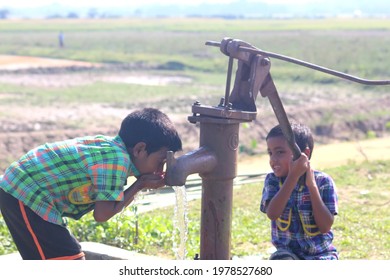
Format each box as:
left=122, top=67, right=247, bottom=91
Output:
left=260, top=73, right=302, bottom=160
left=198, top=121, right=240, bottom=260
left=207, top=38, right=303, bottom=159
left=190, top=103, right=256, bottom=122
left=165, top=117, right=243, bottom=259
left=165, top=147, right=217, bottom=187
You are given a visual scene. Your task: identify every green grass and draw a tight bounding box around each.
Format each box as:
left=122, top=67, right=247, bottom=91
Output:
left=1, top=18, right=390, bottom=81
left=1, top=18, right=390, bottom=32
left=1, top=159, right=389, bottom=259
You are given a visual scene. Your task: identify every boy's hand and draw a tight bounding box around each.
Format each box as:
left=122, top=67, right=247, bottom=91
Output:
left=289, top=153, right=309, bottom=178
left=305, top=164, right=317, bottom=190
left=136, top=172, right=166, bottom=190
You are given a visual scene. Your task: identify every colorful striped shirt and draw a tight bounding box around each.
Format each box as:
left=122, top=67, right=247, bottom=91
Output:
left=0, top=135, right=139, bottom=226
left=260, top=171, right=338, bottom=260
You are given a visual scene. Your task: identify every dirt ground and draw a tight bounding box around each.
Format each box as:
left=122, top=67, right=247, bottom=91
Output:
left=1, top=55, right=390, bottom=172
left=0, top=55, right=99, bottom=71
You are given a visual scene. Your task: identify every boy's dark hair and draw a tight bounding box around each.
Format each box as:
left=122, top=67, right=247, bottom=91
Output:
left=119, top=108, right=182, bottom=154
left=266, top=122, right=314, bottom=159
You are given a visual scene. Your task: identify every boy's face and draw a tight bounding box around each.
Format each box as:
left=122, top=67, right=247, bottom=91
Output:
left=133, top=146, right=169, bottom=176
left=266, top=136, right=293, bottom=178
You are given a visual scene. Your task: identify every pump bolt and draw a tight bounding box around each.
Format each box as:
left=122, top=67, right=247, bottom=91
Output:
left=261, top=58, right=270, bottom=66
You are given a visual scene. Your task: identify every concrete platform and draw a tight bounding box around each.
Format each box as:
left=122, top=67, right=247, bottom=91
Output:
left=0, top=242, right=166, bottom=260
left=81, top=242, right=166, bottom=260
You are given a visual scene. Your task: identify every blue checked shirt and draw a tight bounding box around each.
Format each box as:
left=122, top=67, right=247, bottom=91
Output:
left=260, top=171, right=338, bottom=260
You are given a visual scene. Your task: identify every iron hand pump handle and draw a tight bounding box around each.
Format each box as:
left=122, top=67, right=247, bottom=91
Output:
left=206, top=40, right=390, bottom=85
left=258, top=60, right=306, bottom=186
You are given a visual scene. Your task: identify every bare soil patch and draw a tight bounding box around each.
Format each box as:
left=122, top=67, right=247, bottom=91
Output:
left=0, top=55, right=99, bottom=71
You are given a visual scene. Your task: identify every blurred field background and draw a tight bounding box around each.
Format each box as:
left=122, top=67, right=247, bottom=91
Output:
left=0, top=17, right=389, bottom=259
left=1, top=18, right=390, bottom=80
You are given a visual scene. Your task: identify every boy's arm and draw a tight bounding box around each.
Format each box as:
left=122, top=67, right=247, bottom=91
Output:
left=266, top=154, right=308, bottom=220
left=93, top=173, right=165, bottom=222
left=266, top=173, right=297, bottom=220
left=306, top=168, right=334, bottom=233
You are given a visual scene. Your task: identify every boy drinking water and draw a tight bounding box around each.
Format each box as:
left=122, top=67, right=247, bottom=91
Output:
left=0, top=108, right=182, bottom=260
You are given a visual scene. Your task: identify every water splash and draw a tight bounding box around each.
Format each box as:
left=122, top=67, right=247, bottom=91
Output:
left=130, top=192, right=142, bottom=246
left=172, top=185, right=188, bottom=260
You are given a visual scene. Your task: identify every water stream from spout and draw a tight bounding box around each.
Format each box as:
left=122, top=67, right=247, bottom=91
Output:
left=172, top=185, right=188, bottom=260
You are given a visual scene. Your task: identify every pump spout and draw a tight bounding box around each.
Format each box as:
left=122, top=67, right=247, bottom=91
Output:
left=165, top=147, right=217, bottom=186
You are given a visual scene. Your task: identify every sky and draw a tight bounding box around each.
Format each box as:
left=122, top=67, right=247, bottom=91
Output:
left=1, top=0, right=319, bottom=8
